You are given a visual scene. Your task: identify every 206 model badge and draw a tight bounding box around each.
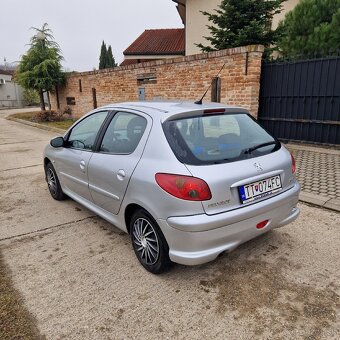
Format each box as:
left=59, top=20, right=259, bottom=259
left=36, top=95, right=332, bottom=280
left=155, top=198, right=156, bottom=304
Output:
left=253, top=162, right=263, bottom=172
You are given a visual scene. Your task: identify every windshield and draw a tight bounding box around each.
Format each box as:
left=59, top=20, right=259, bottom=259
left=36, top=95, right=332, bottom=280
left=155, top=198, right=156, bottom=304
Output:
left=163, top=113, right=280, bottom=165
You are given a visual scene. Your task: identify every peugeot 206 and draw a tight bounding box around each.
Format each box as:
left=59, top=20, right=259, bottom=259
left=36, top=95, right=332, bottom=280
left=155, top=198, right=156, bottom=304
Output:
left=44, top=101, right=300, bottom=273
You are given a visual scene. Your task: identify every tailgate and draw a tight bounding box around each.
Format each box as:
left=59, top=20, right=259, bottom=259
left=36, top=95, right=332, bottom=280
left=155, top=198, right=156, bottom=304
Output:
left=185, top=148, right=295, bottom=215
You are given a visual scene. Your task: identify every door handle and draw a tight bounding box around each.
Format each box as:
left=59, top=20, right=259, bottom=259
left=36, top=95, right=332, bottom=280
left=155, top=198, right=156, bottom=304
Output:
left=117, top=169, right=126, bottom=181
left=80, top=160, right=86, bottom=171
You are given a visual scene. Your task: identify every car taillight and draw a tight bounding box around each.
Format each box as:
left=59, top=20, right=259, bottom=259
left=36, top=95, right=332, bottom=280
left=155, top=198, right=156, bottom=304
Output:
left=291, top=153, right=296, bottom=174
left=155, top=173, right=212, bottom=201
left=203, top=109, right=225, bottom=114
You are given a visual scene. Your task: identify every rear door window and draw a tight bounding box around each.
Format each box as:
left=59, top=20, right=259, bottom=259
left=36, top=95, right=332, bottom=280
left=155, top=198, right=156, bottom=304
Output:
left=163, top=113, right=280, bottom=165
left=99, top=112, right=147, bottom=154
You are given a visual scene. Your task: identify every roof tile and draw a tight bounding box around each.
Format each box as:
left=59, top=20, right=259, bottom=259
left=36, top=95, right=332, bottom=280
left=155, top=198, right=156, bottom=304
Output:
left=123, top=28, right=185, bottom=56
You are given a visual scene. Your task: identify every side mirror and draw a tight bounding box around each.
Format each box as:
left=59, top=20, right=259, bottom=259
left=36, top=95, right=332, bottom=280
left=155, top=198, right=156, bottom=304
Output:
left=50, top=136, right=65, bottom=148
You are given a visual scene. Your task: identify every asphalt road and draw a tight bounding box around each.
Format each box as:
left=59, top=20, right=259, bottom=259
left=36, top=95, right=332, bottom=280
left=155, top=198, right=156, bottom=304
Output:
left=0, top=108, right=339, bottom=339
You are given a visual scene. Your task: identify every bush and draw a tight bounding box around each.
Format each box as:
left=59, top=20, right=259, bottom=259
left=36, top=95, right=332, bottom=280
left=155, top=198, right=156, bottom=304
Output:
left=32, top=106, right=73, bottom=122
left=63, top=106, right=72, bottom=116
left=33, top=110, right=63, bottom=122
left=23, top=89, right=39, bottom=106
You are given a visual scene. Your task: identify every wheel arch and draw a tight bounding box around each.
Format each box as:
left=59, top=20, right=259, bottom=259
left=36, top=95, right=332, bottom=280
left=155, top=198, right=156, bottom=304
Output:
left=124, top=203, right=146, bottom=234
left=44, top=157, right=51, bottom=179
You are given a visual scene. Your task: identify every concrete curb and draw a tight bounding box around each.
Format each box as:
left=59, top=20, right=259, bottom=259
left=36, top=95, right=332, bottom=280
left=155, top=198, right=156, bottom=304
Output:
left=5, top=115, right=340, bottom=213
left=299, top=192, right=340, bottom=213
left=6, top=116, right=66, bottom=135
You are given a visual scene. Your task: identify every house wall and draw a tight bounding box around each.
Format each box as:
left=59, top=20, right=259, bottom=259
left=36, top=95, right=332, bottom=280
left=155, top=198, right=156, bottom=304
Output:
left=0, top=73, right=25, bottom=108
left=50, top=45, right=263, bottom=118
left=185, top=0, right=220, bottom=55
left=272, top=0, right=300, bottom=29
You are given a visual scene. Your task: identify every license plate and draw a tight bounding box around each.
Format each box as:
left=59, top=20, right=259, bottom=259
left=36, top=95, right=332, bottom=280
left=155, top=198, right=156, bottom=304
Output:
left=238, top=175, right=282, bottom=204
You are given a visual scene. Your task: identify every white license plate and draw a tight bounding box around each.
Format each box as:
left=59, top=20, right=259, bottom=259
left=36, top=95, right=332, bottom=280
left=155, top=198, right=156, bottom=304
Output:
left=239, top=175, right=282, bottom=204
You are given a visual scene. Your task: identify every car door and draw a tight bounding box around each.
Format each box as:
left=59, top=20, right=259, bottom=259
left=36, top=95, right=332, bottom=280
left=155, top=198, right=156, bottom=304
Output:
left=55, top=110, right=109, bottom=202
left=87, top=111, right=149, bottom=215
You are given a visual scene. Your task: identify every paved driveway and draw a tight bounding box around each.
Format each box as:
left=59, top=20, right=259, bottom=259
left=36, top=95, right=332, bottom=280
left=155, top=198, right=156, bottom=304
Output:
left=0, top=109, right=339, bottom=339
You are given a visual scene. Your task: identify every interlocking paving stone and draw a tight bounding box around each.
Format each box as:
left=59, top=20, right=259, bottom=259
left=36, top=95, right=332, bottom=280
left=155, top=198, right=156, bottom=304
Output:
left=286, top=144, right=340, bottom=205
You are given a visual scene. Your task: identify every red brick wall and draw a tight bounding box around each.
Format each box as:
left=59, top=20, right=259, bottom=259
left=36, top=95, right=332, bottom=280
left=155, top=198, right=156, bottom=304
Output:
left=51, top=45, right=263, bottom=118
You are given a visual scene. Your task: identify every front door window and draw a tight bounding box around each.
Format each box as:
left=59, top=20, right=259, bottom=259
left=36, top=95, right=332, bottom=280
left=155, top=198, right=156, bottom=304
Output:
left=68, top=111, right=109, bottom=150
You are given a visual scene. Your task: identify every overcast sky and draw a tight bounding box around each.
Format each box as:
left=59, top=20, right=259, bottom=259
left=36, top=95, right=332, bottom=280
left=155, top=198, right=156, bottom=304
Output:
left=1, top=0, right=183, bottom=72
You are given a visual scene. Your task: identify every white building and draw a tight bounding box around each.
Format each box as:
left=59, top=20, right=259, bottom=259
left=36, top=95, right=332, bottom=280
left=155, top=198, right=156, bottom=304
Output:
left=0, top=69, right=25, bottom=108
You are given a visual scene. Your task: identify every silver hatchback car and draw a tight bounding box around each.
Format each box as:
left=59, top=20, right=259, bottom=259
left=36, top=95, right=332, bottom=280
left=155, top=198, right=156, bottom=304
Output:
left=44, top=101, right=300, bottom=273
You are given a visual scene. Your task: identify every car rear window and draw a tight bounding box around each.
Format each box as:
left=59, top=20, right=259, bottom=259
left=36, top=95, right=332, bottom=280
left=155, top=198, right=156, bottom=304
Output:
left=163, top=112, right=280, bottom=165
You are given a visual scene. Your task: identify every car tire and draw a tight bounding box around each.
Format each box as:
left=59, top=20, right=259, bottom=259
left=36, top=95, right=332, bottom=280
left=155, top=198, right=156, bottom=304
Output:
left=130, top=209, right=171, bottom=274
left=45, top=162, right=66, bottom=201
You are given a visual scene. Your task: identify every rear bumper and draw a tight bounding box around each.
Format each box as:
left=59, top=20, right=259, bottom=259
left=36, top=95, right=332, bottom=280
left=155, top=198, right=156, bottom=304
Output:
left=157, top=182, right=300, bottom=266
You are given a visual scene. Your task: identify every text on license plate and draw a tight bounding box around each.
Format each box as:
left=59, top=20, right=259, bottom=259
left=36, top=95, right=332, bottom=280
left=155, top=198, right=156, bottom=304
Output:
left=238, top=175, right=282, bottom=203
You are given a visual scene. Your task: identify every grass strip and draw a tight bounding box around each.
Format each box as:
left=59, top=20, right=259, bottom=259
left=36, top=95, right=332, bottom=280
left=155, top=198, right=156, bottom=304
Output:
left=0, top=251, right=45, bottom=340
left=10, top=111, right=76, bottom=130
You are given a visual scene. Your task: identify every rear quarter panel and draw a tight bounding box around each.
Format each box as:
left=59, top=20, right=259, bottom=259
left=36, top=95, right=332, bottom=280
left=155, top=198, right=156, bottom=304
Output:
left=122, top=118, right=206, bottom=221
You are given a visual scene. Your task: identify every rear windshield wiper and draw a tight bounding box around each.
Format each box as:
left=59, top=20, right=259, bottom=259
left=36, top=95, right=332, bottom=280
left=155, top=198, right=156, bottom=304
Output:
left=244, top=141, right=278, bottom=154
left=213, top=158, right=230, bottom=164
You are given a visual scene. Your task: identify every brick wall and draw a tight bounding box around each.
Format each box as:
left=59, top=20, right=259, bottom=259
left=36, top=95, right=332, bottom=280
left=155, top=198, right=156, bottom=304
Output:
left=51, top=45, right=264, bottom=118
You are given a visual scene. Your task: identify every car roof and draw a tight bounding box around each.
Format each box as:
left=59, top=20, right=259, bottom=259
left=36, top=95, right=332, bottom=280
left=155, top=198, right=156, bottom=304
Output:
left=99, top=101, right=248, bottom=120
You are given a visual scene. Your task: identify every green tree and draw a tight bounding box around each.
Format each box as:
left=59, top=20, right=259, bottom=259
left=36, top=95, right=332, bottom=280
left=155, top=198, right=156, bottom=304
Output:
left=107, top=45, right=117, bottom=68
left=277, top=0, right=340, bottom=57
left=15, top=23, right=64, bottom=111
left=23, top=88, right=39, bottom=106
left=197, top=0, right=285, bottom=53
left=99, top=41, right=117, bottom=69
left=99, top=41, right=108, bottom=69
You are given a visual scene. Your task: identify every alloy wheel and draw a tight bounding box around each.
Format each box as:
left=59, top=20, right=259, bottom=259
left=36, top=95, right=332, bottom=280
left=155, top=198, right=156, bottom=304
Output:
left=47, top=168, right=57, bottom=196
left=132, top=218, right=160, bottom=266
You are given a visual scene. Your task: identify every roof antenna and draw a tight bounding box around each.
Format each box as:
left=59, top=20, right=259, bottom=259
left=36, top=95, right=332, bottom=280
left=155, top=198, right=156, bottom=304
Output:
left=194, top=62, right=226, bottom=105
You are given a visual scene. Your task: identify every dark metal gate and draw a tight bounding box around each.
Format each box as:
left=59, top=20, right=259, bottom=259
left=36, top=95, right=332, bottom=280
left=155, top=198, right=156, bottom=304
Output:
left=258, top=56, right=340, bottom=145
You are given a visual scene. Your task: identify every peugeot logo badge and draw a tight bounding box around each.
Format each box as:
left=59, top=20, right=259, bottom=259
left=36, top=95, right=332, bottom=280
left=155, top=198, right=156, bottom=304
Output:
left=253, top=162, right=263, bottom=172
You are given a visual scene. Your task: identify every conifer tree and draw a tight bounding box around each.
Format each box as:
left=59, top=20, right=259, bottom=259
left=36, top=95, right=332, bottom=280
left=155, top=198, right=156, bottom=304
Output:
left=197, top=0, right=285, bottom=52
left=99, top=41, right=107, bottom=69
left=15, top=23, right=64, bottom=112
left=99, top=41, right=117, bottom=69
left=277, top=0, right=340, bottom=57
left=107, top=45, right=117, bottom=68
